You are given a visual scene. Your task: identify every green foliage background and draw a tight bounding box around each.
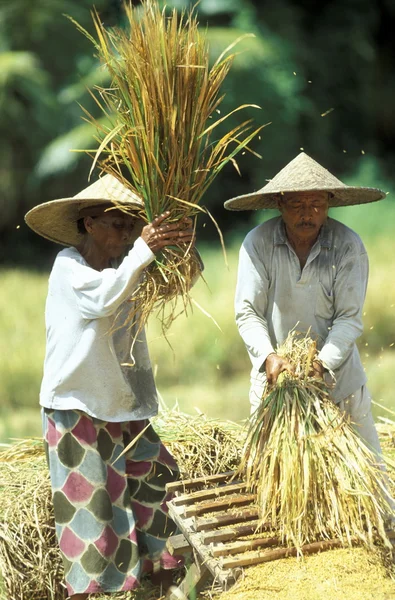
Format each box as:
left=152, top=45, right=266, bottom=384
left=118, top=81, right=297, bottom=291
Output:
left=2, top=0, right=395, bottom=256
left=1, top=0, right=395, bottom=441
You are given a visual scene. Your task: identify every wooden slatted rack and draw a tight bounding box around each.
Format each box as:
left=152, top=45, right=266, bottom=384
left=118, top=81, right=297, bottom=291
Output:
left=164, top=471, right=354, bottom=600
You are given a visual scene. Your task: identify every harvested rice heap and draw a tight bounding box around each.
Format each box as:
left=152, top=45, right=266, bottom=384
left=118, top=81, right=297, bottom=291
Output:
left=155, top=411, right=243, bottom=479
left=239, top=332, right=394, bottom=552
left=0, top=439, right=63, bottom=600
left=73, top=0, right=263, bottom=337
left=0, top=411, right=243, bottom=600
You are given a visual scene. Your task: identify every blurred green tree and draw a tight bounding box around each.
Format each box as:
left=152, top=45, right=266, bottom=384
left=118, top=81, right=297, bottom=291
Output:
left=0, top=0, right=121, bottom=264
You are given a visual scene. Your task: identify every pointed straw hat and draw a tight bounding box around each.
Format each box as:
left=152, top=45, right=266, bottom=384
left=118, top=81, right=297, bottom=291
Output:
left=25, top=174, right=144, bottom=246
left=224, top=152, right=386, bottom=210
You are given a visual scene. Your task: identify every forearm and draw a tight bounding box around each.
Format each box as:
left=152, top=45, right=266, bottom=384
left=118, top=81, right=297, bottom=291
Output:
left=318, top=317, right=363, bottom=370
left=73, top=237, right=155, bottom=318
left=318, top=251, right=367, bottom=370
left=236, top=306, right=275, bottom=371
left=235, top=241, right=274, bottom=371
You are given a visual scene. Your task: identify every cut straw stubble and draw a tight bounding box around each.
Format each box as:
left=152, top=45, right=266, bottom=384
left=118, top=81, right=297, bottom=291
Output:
left=238, top=332, right=394, bottom=553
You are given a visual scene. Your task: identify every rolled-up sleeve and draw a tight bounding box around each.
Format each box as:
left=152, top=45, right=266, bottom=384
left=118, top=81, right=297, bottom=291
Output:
left=71, top=237, right=155, bottom=319
left=318, top=250, right=368, bottom=370
left=235, top=238, right=275, bottom=371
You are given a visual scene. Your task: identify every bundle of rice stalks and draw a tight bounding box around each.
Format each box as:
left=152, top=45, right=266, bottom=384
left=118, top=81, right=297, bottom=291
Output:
left=71, top=0, right=264, bottom=336
left=153, top=409, right=244, bottom=479
left=238, top=332, right=394, bottom=552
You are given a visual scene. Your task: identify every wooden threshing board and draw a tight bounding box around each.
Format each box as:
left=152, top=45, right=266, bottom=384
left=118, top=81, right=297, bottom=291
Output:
left=165, top=471, right=395, bottom=599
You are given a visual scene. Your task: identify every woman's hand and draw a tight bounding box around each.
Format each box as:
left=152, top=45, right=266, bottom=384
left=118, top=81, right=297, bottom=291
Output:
left=265, top=353, right=294, bottom=385
left=141, top=212, right=195, bottom=254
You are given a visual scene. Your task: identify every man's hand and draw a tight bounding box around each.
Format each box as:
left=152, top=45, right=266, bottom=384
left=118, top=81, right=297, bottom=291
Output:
left=265, top=353, right=294, bottom=385
left=310, top=360, right=325, bottom=379
left=141, top=211, right=195, bottom=254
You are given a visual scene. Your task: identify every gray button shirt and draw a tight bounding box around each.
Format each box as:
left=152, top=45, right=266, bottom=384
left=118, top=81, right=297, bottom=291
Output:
left=235, top=216, right=368, bottom=402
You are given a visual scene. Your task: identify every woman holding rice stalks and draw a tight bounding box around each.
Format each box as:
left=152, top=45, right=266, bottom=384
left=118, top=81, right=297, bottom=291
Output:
left=224, top=152, right=395, bottom=545
left=24, top=174, right=197, bottom=598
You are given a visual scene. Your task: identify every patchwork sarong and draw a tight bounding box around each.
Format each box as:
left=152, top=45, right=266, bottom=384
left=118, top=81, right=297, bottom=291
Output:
left=42, top=408, right=182, bottom=596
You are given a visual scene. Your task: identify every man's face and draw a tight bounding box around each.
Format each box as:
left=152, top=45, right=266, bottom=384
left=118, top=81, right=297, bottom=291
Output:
left=278, top=192, right=329, bottom=240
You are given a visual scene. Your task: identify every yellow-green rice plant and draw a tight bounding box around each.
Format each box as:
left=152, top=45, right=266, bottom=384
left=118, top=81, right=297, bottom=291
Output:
left=239, top=332, right=394, bottom=552
left=70, top=0, right=265, bottom=337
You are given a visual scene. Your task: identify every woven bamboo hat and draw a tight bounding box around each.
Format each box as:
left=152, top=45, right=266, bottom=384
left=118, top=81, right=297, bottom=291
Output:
left=224, top=152, right=386, bottom=211
left=25, top=174, right=144, bottom=246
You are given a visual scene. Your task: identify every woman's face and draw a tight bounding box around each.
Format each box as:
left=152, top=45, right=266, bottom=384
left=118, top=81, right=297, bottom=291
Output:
left=84, top=209, right=137, bottom=259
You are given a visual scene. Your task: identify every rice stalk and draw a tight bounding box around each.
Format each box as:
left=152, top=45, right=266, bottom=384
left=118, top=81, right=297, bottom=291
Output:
left=0, top=453, right=64, bottom=599
left=152, top=408, right=244, bottom=479
left=0, top=437, right=45, bottom=463
left=71, top=0, right=265, bottom=337
left=238, top=331, right=394, bottom=552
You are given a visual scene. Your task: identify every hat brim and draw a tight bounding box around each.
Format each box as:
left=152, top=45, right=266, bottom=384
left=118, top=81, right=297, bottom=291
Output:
left=224, top=186, right=387, bottom=211
left=24, top=196, right=144, bottom=247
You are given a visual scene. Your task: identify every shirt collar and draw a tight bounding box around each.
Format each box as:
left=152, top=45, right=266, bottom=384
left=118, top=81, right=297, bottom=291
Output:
left=274, top=217, right=333, bottom=249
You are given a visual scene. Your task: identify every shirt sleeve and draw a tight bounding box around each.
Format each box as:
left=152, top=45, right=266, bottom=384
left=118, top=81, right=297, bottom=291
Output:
left=318, top=249, right=368, bottom=371
left=190, top=247, right=204, bottom=288
left=234, top=236, right=275, bottom=372
left=71, top=237, right=155, bottom=319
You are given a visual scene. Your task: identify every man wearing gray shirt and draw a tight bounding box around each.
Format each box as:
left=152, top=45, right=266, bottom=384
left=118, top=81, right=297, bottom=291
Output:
left=224, top=152, right=387, bottom=462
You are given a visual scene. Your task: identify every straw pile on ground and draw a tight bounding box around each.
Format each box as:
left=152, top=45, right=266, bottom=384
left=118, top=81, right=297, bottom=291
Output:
left=0, top=439, right=63, bottom=600
left=238, top=332, right=394, bottom=552
left=154, top=411, right=243, bottom=479
left=0, top=411, right=243, bottom=600
left=72, top=0, right=263, bottom=338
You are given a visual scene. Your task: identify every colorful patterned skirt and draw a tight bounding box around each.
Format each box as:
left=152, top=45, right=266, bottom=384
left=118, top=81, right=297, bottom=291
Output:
left=42, top=408, right=182, bottom=596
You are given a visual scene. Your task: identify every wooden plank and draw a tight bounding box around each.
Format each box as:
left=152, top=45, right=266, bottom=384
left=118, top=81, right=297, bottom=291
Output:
left=167, top=501, right=242, bottom=590
left=166, top=471, right=236, bottom=494
left=220, top=538, right=347, bottom=569
left=211, top=536, right=279, bottom=557
left=195, top=509, right=259, bottom=532
left=202, top=521, right=272, bottom=544
left=172, top=483, right=247, bottom=506
left=166, top=533, right=192, bottom=556
left=184, top=494, right=256, bottom=518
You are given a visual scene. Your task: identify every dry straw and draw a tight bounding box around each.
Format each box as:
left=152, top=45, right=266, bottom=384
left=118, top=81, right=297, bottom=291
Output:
left=0, top=440, right=64, bottom=600
left=238, top=332, right=394, bottom=553
left=154, top=410, right=243, bottom=479
left=70, top=0, right=264, bottom=337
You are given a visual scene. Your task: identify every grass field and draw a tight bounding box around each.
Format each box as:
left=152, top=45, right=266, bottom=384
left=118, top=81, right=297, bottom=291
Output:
left=0, top=210, right=394, bottom=443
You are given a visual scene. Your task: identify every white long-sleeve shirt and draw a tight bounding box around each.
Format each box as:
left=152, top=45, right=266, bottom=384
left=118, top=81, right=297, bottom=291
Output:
left=235, top=216, right=368, bottom=402
left=40, top=237, right=159, bottom=421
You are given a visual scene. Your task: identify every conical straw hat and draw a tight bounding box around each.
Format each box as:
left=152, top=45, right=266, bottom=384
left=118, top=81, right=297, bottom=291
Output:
left=25, top=174, right=144, bottom=247
left=224, top=152, right=386, bottom=210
